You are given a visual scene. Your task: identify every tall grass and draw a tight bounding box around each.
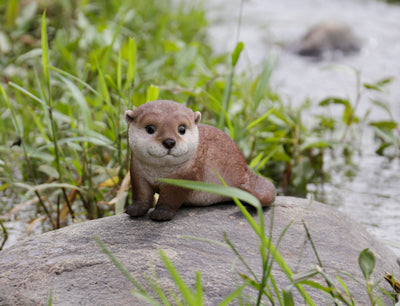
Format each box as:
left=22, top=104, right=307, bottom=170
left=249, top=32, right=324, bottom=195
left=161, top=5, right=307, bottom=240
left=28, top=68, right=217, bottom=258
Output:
left=0, top=0, right=218, bottom=231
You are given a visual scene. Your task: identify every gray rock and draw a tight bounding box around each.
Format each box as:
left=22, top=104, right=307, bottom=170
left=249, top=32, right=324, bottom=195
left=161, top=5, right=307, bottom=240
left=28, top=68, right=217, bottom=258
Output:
left=295, top=20, right=361, bottom=58
left=0, top=197, right=398, bottom=305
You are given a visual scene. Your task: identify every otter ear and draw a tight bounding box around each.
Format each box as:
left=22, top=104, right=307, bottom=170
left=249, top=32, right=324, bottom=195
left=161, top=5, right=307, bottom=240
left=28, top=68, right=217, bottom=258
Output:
left=125, top=110, right=135, bottom=124
left=194, top=111, right=201, bottom=125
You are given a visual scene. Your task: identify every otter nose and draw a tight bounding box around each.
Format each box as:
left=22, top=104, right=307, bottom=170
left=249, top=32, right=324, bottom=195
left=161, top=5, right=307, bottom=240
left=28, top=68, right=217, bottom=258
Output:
left=162, top=138, right=176, bottom=149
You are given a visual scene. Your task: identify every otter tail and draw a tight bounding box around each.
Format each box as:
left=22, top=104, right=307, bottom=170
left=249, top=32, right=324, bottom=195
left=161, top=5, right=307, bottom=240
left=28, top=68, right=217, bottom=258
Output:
left=249, top=173, right=276, bottom=207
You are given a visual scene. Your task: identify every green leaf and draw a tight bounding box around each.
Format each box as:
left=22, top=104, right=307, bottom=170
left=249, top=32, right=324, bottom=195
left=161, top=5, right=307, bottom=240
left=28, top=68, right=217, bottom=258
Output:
left=218, top=42, right=245, bottom=128
left=146, top=84, right=160, bottom=102
left=158, top=179, right=260, bottom=209
left=13, top=182, right=83, bottom=196
left=246, top=107, right=275, bottom=130
left=371, top=99, right=392, bottom=117
left=363, top=77, right=392, bottom=92
left=127, top=37, right=137, bottom=87
left=270, top=148, right=291, bottom=163
left=96, top=58, right=111, bottom=105
left=292, top=268, right=320, bottom=283
left=159, top=250, right=196, bottom=304
left=376, top=143, right=392, bottom=156
left=41, top=12, right=50, bottom=87
left=249, top=152, right=265, bottom=169
left=252, top=54, right=276, bottom=111
left=319, top=97, right=351, bottom=108
left=194, top=271, right=203, bottom=305
left=48, top=289, right=53, bottom=306
left=299, top=280, right=329, bottom=292
left=359, top=248, right=375, bottom=280
left=6, top=0, right=19, bottom=27
left=369, top=120, right=397, bottom=130
left=336, top=275, right=354, bottom=304
left=231, top=42, right=244, bottom=67
left=319, top=97, right=355, bottom=125
left=238, top=273, right=270, bottom=298
left=363, top=83, right=384, bottom=92
left=0, top=183, right=10, bottom=192
left=38, top=164, right=59, bottom=179
left=271, top=108, right=295, bottom=127
left=300, top=138, right=339, bottom=151
left=58, top=76, right=93, bottom=129
left=49, top=66, right=100, bottom=97
left=9, top=82, right=48, bottom=109
left=282, top=288, right=295, bottom=306
left=94, top=237, right=147, bottom=294
left=218, top=65, right=234, bottom=129
left=56, top=136, right=115, bottom=150
left=217, top=283, right=248, bottom=306
left=117, top=49, right=122, bottom=92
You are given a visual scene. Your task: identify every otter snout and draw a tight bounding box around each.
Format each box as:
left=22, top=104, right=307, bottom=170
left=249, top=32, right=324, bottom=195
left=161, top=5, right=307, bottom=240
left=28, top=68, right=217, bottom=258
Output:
left=162, top=138, right=176, bottom=149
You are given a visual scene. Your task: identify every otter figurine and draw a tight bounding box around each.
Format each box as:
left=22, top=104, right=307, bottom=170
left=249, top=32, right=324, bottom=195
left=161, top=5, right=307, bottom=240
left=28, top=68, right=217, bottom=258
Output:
left=125, top=100, right=275, bottom=221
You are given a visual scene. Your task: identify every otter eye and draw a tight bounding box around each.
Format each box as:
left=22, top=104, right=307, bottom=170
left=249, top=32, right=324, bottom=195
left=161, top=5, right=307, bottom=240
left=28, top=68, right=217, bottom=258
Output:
left=145, top=125, right=156, bottom=134
left=178, top=125, right=186, bottom=135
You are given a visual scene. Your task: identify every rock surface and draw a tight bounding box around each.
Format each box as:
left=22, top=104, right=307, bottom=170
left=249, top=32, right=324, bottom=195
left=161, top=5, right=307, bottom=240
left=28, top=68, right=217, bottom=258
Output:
left=0, top=197, right=398, bottom=305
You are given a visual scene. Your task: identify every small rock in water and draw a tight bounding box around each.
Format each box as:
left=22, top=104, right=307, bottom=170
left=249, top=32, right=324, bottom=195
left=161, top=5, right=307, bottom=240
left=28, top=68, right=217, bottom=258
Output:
left=295, top=20, right=360, bottom=58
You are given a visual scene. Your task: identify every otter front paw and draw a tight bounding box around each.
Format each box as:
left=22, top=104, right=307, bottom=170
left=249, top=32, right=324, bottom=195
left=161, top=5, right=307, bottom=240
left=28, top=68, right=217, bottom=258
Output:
left=150, top=207, right=176, bottom=221
left=125, top=203, right=150, bottom=217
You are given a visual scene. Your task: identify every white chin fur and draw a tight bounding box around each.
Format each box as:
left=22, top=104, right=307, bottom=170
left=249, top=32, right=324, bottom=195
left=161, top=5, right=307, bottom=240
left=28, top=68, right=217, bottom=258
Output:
left=149, top=149, right=188, bottom=160
left=146, top=145, right=189, bottom=159
left=142, top=152, right=191, bottom=167
left=131, top=144, right=193, bottom=167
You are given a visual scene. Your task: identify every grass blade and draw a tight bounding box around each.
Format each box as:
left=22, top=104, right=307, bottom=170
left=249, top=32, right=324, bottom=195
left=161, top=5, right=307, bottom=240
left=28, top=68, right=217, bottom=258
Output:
left=158, top=178, right=260, bottom=209
left=246, top=107, right=275, bottom=130
left=195, top=271, right=203, bottom=305
left=94, top=236, right=147, bottom=294
left=252, top=54, right=276, bottom=111
left=58, top=76, right=93, bottom=129
left=217, top=282, right=248, bottom=306
left=13, top=182, right=83, bottom=195
left=5, top=0, right=18, bottom=27
left=127, top=37, right=137, bottom=89
left=9, top=82, right=48, bottom=108
left=159, top=249, right=195, bottom=304
left=96, top=58, right=111, bottom=105
left=41, top=11, right=50, bottom=92
left=49, top=66, right=101, bottom=97
left=146, top=84, right=160, bottom=102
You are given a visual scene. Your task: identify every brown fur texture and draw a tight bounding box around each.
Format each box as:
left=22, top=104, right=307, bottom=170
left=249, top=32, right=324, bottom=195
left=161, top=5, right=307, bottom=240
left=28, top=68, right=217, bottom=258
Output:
left=125, top=100, right=275, bottom=221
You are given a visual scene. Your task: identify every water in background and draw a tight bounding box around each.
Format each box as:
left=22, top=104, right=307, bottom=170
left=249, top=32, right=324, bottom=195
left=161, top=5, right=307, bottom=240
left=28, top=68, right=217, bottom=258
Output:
left=206, top=0, right=400, bottom=254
